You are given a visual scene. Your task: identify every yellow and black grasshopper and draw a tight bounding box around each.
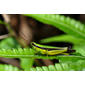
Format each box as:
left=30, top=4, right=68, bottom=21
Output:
left=31, top=42, right=75, bottom=56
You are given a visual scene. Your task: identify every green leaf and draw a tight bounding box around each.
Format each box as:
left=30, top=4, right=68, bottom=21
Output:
left=24, top=14, right=85, bottom=39
left=0, top=37, right=21, bottom=49
left=40, top=34, right=85, bottom=45
left=0, top=64, right=20, bottom=71
left=0, top=48, right=84, bottom=61
left=20, top=58, right=34, bottom=71
left=31, top=60, right=85, bottom=71
left=1, top=60, right=85, bottom=71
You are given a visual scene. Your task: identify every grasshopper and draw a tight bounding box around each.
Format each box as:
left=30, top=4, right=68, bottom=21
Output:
left=31, top=42, right=75, bottom=56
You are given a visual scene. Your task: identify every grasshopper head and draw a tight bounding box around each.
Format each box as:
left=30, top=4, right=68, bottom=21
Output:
left=67, top=46, right=75, bottom=53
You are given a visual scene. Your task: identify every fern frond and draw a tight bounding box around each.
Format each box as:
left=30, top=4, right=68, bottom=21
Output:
left=31, top=60, right=85, bottom=71
left=40, top=35, right=85, bottom=45
left=30, top=63, right=71, bottom=71
left=0, top=48, right=34, bottom=58
left=0, top=64, right=20, bottom=71
left=1, top=60, right=85, bottom=71
left=24, top=14, right=85, bottom=39
left=0, top=48, right=84, bottom=61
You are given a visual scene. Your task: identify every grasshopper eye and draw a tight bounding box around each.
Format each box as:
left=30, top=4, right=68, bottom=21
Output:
left=31, top=42, right=35, bottom=46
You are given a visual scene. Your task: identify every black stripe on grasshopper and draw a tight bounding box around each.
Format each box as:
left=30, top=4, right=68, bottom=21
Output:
left=32, top=42, right=75, bottom=53
left=32, top=42, right=63, bottom=50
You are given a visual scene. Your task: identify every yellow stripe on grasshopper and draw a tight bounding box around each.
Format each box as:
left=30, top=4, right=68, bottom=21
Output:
left=46, top=48, right=69, bottom=55
left=31, top=42, right=70, bottom=56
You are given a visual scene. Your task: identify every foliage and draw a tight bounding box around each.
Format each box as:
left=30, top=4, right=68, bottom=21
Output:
left=31, top=60, right=85, bottom=71
left=0, top=37, right=21, bottom=49
left=0, top=14, right=85, bottom=71
left=0, top=36, right=34, bottom=71
left=1, top=60, right=85, bottom=71
left=0, top=64, right=20, bottom=71
left=25, top=14, right=85, bottom=39
left=40, top=34, right=85, bottom=45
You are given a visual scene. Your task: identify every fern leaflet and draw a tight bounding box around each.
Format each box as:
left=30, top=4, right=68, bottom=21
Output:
left=31, top=60, right=85, bottom=71
left=0, top=64, right=20, bottom=71
left=24, top=14, right=85, bottom=39
left=0, top=48, right=84, bottom=62
left=40, top=34, right=85, bottom=45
